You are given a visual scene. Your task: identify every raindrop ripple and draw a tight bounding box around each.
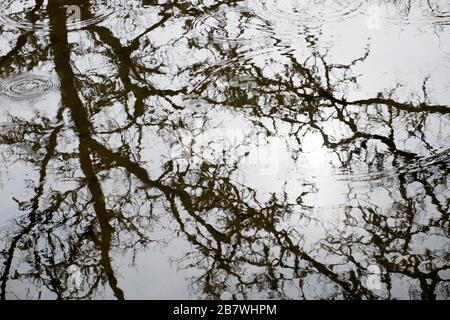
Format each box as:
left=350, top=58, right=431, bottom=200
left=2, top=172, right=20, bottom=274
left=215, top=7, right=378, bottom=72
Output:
left=0, top=0, right=126, bottom=31
left=0, top=74, right=60, bottom=101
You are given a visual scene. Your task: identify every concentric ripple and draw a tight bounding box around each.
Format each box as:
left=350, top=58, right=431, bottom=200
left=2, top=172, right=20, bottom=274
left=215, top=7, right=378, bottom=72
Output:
left=365, top=0, right=450, bottom=26
left=248, top=0, right=364, bottom=26
left=0, top=74, right=60, bottom=101
left=0, top=0, right=127, bottom=31
left=191, top=5, right=273, bottom=44
left=340, top=148, right=450, bottom=182
left=290, top=147, right=450, bottom=184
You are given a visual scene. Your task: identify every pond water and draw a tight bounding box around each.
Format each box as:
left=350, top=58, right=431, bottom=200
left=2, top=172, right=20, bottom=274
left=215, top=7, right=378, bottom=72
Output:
left=0, top=0, right=449, bottom=300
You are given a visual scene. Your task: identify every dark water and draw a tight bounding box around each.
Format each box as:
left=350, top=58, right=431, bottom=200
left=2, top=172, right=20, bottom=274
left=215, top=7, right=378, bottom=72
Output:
left=0, top=0, right=449, bottom=300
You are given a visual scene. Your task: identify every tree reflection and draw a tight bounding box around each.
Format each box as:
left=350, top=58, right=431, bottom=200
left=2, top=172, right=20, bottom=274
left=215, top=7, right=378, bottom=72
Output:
left=0, top=0, right=449, bottom=300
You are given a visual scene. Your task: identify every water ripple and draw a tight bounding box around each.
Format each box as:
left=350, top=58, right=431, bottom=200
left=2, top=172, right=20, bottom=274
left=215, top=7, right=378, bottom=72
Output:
left=0, top=73, right=60, bottom=101
left=300, top=148, right=450, bottom=183
left=0, top=0, right=126, bottom=31
left=191, top=43, right=293, bottom=92
left=365, top=0, right=450, bottom=26
left=191, top=5, right=273, bottom=45
left=248, top=0, right=364, bottom=27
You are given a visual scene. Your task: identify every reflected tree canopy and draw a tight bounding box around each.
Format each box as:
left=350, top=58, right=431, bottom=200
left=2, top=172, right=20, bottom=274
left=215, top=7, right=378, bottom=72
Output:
left=0, top=0, right=449, bottom=300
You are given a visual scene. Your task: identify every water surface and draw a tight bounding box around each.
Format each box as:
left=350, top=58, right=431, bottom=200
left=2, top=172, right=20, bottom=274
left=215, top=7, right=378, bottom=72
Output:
left=0, top=0, right=449, bottom=300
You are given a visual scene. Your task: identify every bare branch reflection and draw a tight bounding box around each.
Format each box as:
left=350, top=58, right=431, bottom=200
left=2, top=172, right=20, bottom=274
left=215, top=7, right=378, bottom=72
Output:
left=0, top=0, right=449, bottom=300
